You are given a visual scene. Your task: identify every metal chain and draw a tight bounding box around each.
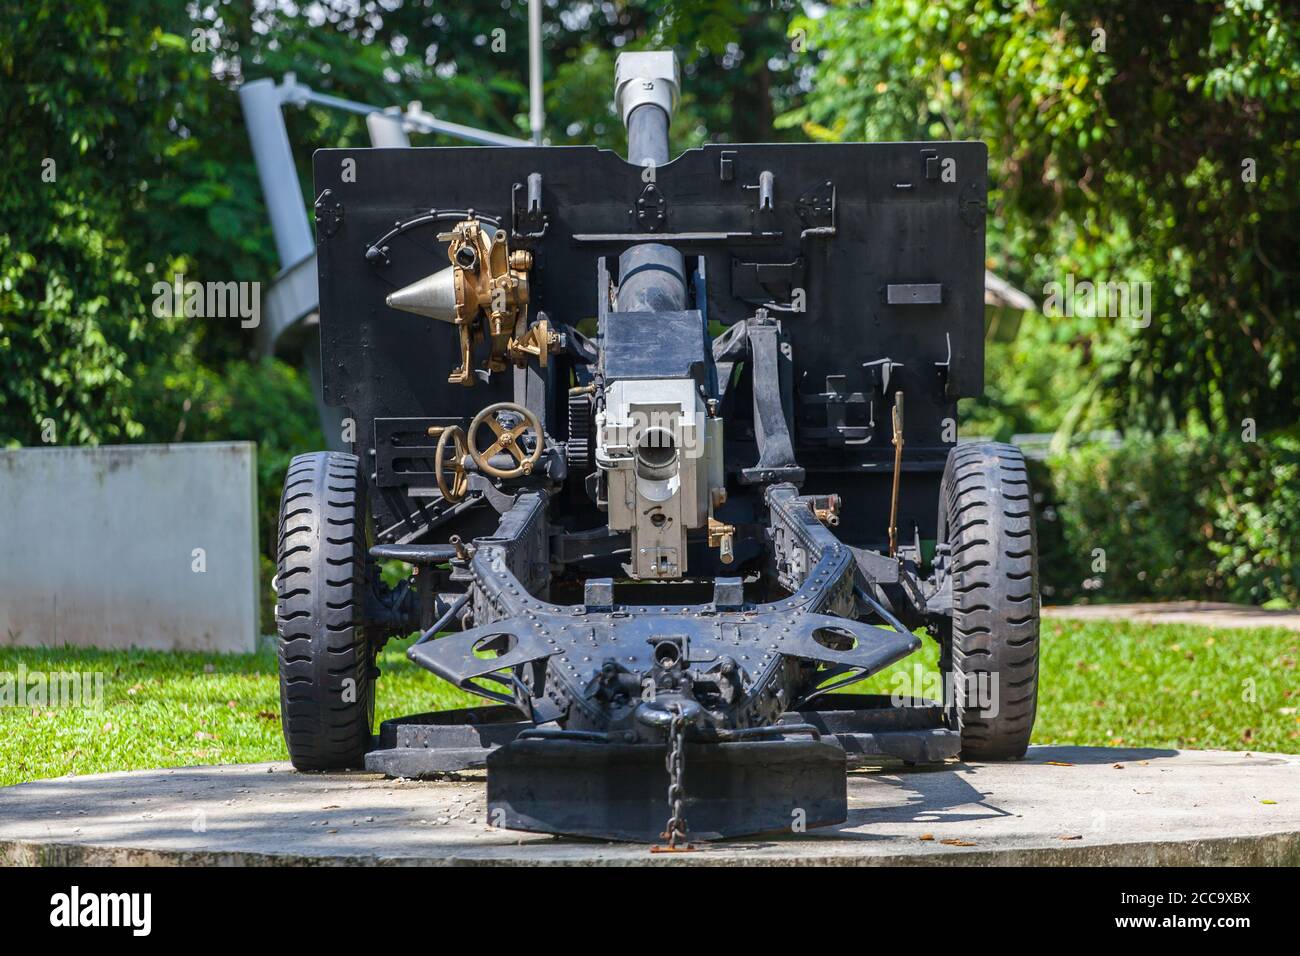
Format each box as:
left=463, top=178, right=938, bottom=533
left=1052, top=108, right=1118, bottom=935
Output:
left=661, top=705, right=690, bottom=848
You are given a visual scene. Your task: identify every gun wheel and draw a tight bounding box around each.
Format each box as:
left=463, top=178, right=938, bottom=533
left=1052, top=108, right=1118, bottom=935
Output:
left=275, top=451, right=376, bottom=771
left=936, top=442, right=1040, bottom=761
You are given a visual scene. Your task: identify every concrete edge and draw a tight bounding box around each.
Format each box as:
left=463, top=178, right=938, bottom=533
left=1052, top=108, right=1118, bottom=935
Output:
left=1042, top=603, right=1300, bottom=632
left=4, top=829, right=1299, bottom=868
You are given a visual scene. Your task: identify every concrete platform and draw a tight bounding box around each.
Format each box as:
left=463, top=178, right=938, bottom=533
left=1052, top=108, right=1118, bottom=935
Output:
left=2, top=746, right=1297, bottom=866
left=1044, top=601, right=1300, bottom=632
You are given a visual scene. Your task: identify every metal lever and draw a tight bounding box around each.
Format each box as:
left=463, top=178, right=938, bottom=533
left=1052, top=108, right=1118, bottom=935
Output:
left=887, top=391, right=904, bottom=557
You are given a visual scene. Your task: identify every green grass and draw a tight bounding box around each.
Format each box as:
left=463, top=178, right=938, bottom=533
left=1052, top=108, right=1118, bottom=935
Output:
left=0, top=636, right=477, bottom=787
left=851, top=618, right=1300, bottom=752
left=1, top=620, right=1296, bottom=786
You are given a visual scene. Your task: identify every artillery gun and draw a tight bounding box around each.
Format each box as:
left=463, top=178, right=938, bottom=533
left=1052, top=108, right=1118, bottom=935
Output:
left=276, top=51, right=1040, bottom=843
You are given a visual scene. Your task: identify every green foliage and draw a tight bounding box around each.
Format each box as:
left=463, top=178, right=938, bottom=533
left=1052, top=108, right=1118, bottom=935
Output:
left=1036, top=431, right=1300, bottom=605
left=1, top=2, right=286, bottom=440
left=5, top=0, right=1297, bottom=615
left=130, top=354, right=324, bottom=530
left=793, top=0, right=1300, bottom=435
left=0, top=200, right=147, bottom=445
left=0, top=0, right=812, bottom=578
left=0, top=0, right=802, bottom=440
left=959, top=335, right=1119, bottom=441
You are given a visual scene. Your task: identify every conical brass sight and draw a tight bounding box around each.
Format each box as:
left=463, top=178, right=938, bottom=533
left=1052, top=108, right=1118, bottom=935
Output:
left=385, top=266, right=459, bottom=322
left=382, top=221, right=530, bottom=390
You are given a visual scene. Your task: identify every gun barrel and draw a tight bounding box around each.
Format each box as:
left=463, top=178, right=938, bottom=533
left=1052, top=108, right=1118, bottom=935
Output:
left=615, top=242, right=686, bottom=313
left=613, top=52, right=685, bottom=315
left=626, top=102, right=670, bottom=167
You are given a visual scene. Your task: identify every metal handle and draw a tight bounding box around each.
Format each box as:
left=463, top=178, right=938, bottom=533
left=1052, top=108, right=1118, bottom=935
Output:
left=468, top=402, right=544, bottom=479
left=435, top=425, right=470, bottom=502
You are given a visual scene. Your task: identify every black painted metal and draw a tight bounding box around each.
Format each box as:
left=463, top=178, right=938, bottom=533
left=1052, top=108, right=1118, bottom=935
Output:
left=312, top=117, right=988, bottom=841
left=365, top=705, right=532, bottom=775
left=614, top=243, right=688, bottom=312
left=312, top=140, right=986, bottom=545
left=369, top=543, right=457, bottom=564
left=368, top=695, right=958, bottom=781
left=601, top=309, right=710, bottom=385
left=487, top=735, right=847, bottom=842
left=405, top=486, right=919, bottom=735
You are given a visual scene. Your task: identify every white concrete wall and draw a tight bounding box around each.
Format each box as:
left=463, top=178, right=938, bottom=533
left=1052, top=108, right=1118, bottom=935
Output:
left=0, top=443, right=260, bottom=653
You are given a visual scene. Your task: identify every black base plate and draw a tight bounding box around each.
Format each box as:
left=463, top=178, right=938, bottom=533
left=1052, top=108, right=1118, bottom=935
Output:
left=362, top=696, right=961, bottom=839
left=786, top=693, right=962, bottom=765
left=367, top=704, right=528, bottom=774
left=487, top=736, right=847, bottom=842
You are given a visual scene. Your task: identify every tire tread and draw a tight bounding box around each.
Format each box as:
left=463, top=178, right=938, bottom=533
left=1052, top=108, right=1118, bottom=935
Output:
left=275, top=451, right=374, bottom=771
left=940, top=442, right=1040, bottom=760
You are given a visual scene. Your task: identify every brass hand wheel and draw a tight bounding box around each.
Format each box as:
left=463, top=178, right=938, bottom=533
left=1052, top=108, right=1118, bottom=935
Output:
left=468, top=402, right=544, bottom=479
left=434, top=425, right=470, bottom=503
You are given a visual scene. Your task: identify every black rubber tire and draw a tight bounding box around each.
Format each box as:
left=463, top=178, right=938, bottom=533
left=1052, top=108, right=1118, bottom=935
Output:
left=275, top=451, right=375, bottom=771
left=937, top=442, right=1040, bottom=760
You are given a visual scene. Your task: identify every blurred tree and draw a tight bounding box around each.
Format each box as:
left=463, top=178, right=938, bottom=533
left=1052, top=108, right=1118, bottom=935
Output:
left=789, top=0, right=1300, bottom=437
left=1, top=0, right=807, bottom=565
left=5, top=0, right=1296, bottom=605
left=1, top=0, right=806, bottom=450
left=0, top=3, right=280, bottom=445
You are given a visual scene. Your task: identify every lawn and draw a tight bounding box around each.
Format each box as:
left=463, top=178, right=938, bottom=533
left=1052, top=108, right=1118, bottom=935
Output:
left=1, top=619, right=1296, bottom=786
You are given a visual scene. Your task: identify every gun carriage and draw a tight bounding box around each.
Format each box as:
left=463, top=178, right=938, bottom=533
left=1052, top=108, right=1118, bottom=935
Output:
left=276, top=51, right=1040, bottom=844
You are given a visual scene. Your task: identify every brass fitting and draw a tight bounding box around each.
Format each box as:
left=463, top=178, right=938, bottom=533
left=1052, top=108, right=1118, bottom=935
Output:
left=813, top=494, right=841, bottom=528
left=440, top=219, right=532, bottom=386
left=708, top=517, right=735, bottom=564
left=507, top=316, right=560, bottom=368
